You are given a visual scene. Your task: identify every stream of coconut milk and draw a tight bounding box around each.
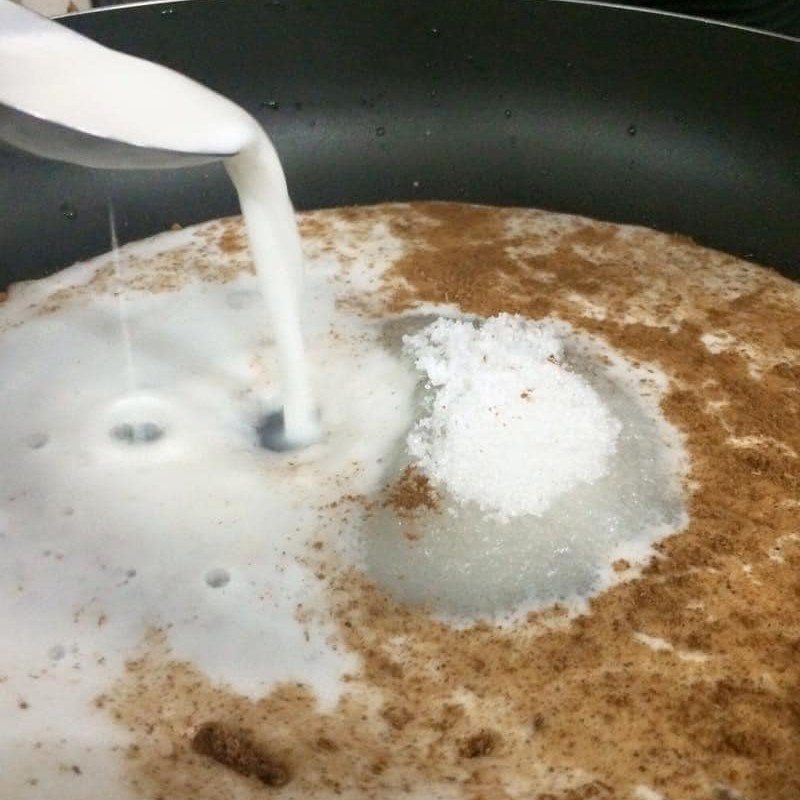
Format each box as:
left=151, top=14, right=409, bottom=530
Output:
left=225, top=133, right=319, bottom=447
left=0, top=0, right=319, bottom=446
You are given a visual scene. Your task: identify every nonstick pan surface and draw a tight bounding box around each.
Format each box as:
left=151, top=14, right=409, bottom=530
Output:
left=0, top=0, right=797, bottom=286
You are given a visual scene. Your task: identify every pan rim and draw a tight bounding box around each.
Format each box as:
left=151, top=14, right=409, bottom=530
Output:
left=57, top=0, right=800, bottom=45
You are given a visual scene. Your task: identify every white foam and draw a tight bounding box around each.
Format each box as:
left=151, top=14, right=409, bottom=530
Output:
left=0, top=1, right=254, bottom=156
left=633, top=632, right=674, bottom=652
left=633, top=787, right=666, bottom=800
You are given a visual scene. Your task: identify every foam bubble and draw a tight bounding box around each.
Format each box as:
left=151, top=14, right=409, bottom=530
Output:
left=204, top=568, right=231, bottom=588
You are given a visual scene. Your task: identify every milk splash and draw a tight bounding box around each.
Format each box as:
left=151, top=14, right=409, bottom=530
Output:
left=108, top=205, right=136, bottom=393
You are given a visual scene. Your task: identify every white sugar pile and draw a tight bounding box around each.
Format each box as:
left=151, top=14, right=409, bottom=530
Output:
left=404, top=314, right=622, bottom=519
left=364, top=314, right=687, bottom=620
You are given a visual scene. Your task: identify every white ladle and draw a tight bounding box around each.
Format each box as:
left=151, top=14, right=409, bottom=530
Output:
left=0, top=0, right=257, bottom=168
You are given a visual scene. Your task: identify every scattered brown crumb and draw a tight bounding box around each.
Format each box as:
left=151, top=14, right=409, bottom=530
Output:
left=383, top=466, right=439, bottom=517
left=170, top=223, right=183, bottom=231
left=315, top=736, right=338, bottom=752
left=381, top=704, right=414, bottom=730
left=459, top=730, right=501, bottom=759
left=191, top=722, right=290, bottom=788
left=18, top=700, right=29, bottom=710
left=612, top=559, right=631, bottom=573
left=537, top=781, right=615, bottom=800
left=218, top=223, right=248, bottom=254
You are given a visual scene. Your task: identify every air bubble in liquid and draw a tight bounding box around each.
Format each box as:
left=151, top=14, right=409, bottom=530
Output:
left=26, top=432, right=49, bottom=450
left=48, top=644, right=66, bottom=661
left=205, top=568, right=230, bottom=589
left=110, top=422, right=164, bottom=444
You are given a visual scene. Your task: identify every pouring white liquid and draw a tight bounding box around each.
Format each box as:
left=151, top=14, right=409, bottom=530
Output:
left=0, top=0, right=319, bottom=446
left=225, top=133, right=319, bottom=446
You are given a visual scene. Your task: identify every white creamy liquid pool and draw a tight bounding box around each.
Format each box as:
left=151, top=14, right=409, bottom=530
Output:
left=0, top=207, right=689, bottom=798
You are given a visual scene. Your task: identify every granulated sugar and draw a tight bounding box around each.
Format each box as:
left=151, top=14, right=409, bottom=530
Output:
left=365, top=315, right=687, bottom=620
left=404, top=314, right=621, bottom=519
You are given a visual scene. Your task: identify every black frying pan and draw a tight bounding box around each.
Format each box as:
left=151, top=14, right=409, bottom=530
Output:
left=0, top=0, right=798, bottom=289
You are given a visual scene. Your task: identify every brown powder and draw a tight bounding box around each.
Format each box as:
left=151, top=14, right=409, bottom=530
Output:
left=383, top=465, right=439, bottom=516
left=107, top=203, right=800, bottom=800
left=4, top=216, right=256, bottom=319
left=381, top=703, right=414, bottom=730
left=218, top=221, right=248, bottom=254
left=459, top=730, right=501, bottom=759
left=191, top=722, right=290, bottom=787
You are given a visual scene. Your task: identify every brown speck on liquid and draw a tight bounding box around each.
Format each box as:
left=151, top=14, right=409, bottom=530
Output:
left=191, top=721, right=290, bottom=787
left=383, top=465, right=439, bottom=517
left=458, top=730, right=501, bottom=759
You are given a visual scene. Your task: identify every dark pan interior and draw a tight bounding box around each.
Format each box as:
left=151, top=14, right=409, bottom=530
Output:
left=1, top=0, right=798, bottom=288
